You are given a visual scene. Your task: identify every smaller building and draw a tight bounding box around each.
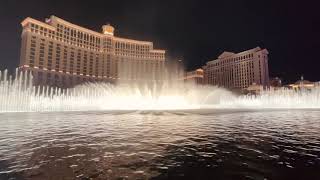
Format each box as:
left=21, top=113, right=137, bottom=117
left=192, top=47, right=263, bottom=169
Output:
left=289, top=76, right=316, bottom=91
left=247, top=83, right=264, bottom=94
left=184, top=68, right=204, bottom=84
left=270, top=77, right=282, bottom=87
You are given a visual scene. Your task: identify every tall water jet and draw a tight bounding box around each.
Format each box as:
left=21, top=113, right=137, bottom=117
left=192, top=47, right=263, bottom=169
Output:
left=0, top=68, right=320, bottom=113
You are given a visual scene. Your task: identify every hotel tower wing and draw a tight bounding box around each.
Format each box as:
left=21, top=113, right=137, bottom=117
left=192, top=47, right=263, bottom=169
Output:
left=19, top=16, right=166, bottom=88
left=203, top=47, right=269, bottom=89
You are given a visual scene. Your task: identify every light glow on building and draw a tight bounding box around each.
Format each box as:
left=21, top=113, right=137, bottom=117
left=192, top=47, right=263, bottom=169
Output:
left=203, top=47, right=269, bottom=89
left=19, top=15, right=166, bottom=88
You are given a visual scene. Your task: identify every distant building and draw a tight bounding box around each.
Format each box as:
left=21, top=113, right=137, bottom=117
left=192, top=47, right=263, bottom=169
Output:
left=289, top=76, right=317, bottom=90
left=184, top=68, right=204, bottom=84
left=270, top=77, right=282, bottom=87
left=203, top=47, right=269, bottom=89
left=19, top=15, right=166, bottom=88
left=247, top=83, right=264, bottom=94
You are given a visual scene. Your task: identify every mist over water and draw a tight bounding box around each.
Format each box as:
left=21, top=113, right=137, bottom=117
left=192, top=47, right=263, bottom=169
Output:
left=1, top=68, right=320, bottom=179
left=1, top=69, right=320, bottom=112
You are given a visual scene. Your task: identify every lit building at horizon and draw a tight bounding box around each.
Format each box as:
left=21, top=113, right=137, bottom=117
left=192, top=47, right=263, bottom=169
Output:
left=288, top=76, right=319, bottom=91
left=19, top=15, right=166, bottom=88
left=184, top=68, right=204, bottom=84
left=203, top=47, right=269, bottom=89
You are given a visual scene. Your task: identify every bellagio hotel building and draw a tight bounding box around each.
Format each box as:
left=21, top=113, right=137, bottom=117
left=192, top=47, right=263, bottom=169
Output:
left=203, top=47, right=269, bottom=89
left=19, top=16, right=165, bottom=88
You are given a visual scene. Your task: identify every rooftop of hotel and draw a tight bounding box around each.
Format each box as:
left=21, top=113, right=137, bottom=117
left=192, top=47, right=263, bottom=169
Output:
left=205, top=47, right=268, bottom=65
left=21, top=15, right=165, bottom=52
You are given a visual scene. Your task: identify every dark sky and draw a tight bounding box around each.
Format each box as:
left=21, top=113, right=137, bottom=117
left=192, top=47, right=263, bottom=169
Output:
left=0, top=0, right=319, bottom=83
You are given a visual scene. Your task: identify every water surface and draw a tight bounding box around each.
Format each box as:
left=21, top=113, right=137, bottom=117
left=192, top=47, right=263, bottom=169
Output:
left=0, top=110, right=320, bottom=179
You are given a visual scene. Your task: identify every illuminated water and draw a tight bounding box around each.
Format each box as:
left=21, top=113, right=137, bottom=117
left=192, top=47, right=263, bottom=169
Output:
left=1, top=69, right=320, bottom=179
left=1, top=69, right=320, bottom=112
left=0, top=110, right=320, bottom=179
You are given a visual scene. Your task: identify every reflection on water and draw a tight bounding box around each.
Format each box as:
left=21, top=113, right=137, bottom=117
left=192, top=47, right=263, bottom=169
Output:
left=0, top=110, right=320, bottom=179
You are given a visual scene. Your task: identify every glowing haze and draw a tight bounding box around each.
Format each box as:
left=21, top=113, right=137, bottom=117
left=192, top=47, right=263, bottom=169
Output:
left=0, top=69, right=320, bottom=113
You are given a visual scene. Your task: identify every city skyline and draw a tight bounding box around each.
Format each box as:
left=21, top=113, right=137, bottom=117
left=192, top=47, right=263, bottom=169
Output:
left=1, top=0, right=320, bottom=83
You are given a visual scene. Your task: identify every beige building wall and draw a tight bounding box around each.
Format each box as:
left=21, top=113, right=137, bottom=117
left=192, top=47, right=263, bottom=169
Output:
left=19, top=16, right=166, bottom=88
left=203, top=47, right=269, bottom=89
left=184, top=68, right=204, bottom=84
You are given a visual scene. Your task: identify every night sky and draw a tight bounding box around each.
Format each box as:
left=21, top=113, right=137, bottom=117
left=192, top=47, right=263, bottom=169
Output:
left=0, top=0, right=319, bottom=83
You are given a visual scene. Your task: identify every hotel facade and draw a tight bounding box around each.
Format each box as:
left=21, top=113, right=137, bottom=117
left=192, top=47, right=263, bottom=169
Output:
left=184, top=68, right=204, bottom=84
left=19, top=16, right=166, bottom=88
left=203, top=47, right=269, bottom=89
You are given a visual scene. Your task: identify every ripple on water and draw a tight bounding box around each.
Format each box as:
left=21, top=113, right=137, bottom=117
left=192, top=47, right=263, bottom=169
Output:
left=0, top=110, right=320, bottom=179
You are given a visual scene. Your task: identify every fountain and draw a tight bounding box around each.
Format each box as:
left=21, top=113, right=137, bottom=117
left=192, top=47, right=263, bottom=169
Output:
left=1, top=69, right=320, bottom=180
left=0, top=69, right=320, bottom=113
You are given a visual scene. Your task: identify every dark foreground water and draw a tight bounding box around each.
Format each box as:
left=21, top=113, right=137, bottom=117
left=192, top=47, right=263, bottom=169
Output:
left=0, top=109, right=320, bottom=180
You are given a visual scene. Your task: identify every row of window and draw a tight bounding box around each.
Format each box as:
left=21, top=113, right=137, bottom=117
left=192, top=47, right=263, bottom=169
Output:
left=208, top=53, right=256, bottom=67
left=28, top=36, right=109, bottom=77
left=35, top=71, right=108, bottom=88
left=27, top=36, right=165, bottom=78
left=205, top=59, right=262, bottom=88
left=28, top=22, right=165, bottom=59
